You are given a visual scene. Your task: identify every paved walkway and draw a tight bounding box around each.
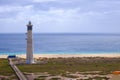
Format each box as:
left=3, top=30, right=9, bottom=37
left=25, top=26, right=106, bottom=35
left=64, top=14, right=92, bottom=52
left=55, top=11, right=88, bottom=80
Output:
left=9, top=58, right=27, bottom=80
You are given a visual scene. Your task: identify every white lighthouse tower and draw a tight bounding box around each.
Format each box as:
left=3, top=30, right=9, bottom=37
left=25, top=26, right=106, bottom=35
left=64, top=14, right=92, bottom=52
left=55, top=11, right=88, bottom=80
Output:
left=26, top=21, right=34, bottom=64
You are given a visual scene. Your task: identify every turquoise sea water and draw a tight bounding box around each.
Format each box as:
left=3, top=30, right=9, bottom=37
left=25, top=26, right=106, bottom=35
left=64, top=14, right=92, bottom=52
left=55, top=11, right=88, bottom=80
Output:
left=0, top=34, right=120, bottom=55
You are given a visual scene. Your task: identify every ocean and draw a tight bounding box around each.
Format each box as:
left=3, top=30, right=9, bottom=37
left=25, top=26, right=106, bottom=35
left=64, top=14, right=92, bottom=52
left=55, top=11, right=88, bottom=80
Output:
left=0, top=34, right=120, bottom=55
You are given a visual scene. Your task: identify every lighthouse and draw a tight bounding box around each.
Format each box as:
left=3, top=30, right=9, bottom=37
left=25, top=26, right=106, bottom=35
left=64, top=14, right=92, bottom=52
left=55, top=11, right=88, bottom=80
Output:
left=26, top=21, right=34, bottom=64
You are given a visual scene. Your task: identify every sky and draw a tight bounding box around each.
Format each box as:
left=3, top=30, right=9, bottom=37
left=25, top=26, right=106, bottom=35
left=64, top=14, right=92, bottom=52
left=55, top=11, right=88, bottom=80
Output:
left=0, top=0, right=120, bottom=33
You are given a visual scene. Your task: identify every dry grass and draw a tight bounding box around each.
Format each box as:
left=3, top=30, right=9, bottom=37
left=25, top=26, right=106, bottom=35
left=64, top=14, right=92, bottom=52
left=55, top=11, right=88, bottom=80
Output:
left=17, top=57, right=120, bottom=75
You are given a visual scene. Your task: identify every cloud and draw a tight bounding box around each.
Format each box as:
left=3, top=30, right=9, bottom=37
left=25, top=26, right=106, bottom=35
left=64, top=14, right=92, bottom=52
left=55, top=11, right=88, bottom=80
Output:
left=33, top=0, right=56, bottom=3
left=0, top=0, right=120, bottom=33
left=0, top=5, right=34, bottom=33
left=0, top=6, right=21, bottom=13
left=0, top=5, right=33, bottom=13
left=0, top=0, right=32, bottom=5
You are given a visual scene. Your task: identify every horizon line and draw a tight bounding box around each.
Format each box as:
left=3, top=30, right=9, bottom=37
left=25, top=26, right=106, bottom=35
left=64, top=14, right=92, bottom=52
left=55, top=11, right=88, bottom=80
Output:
left=1, top=32, right=120, bottom=35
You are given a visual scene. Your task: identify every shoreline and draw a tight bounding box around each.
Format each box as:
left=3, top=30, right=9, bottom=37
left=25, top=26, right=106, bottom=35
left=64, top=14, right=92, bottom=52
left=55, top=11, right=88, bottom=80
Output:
left=1, top=53, right=120, bottom=58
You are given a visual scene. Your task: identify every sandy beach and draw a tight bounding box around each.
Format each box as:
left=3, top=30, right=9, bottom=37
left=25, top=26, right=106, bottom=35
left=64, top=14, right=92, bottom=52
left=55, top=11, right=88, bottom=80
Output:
left=1, top=53, right=120, bottom=58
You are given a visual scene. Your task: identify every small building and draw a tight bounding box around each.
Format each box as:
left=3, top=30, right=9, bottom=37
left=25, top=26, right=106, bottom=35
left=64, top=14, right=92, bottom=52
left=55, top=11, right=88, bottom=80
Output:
left=7, top=55, right=16, bottom=58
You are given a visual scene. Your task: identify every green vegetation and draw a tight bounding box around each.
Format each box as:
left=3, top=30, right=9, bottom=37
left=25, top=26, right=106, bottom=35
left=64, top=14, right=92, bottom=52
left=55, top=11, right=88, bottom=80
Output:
left=92, top=77, right=109, bottom=80
left=49, top=78, right=61, bottom=80
left=17, top=57, right=120, bottom=75
left=0, top=58, right=17, bottom=80
left=0, top=59, right=14, bottom=76
left=37, top=76, right=48, bottom=80
left=65, top=75, right=78, bottom=78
